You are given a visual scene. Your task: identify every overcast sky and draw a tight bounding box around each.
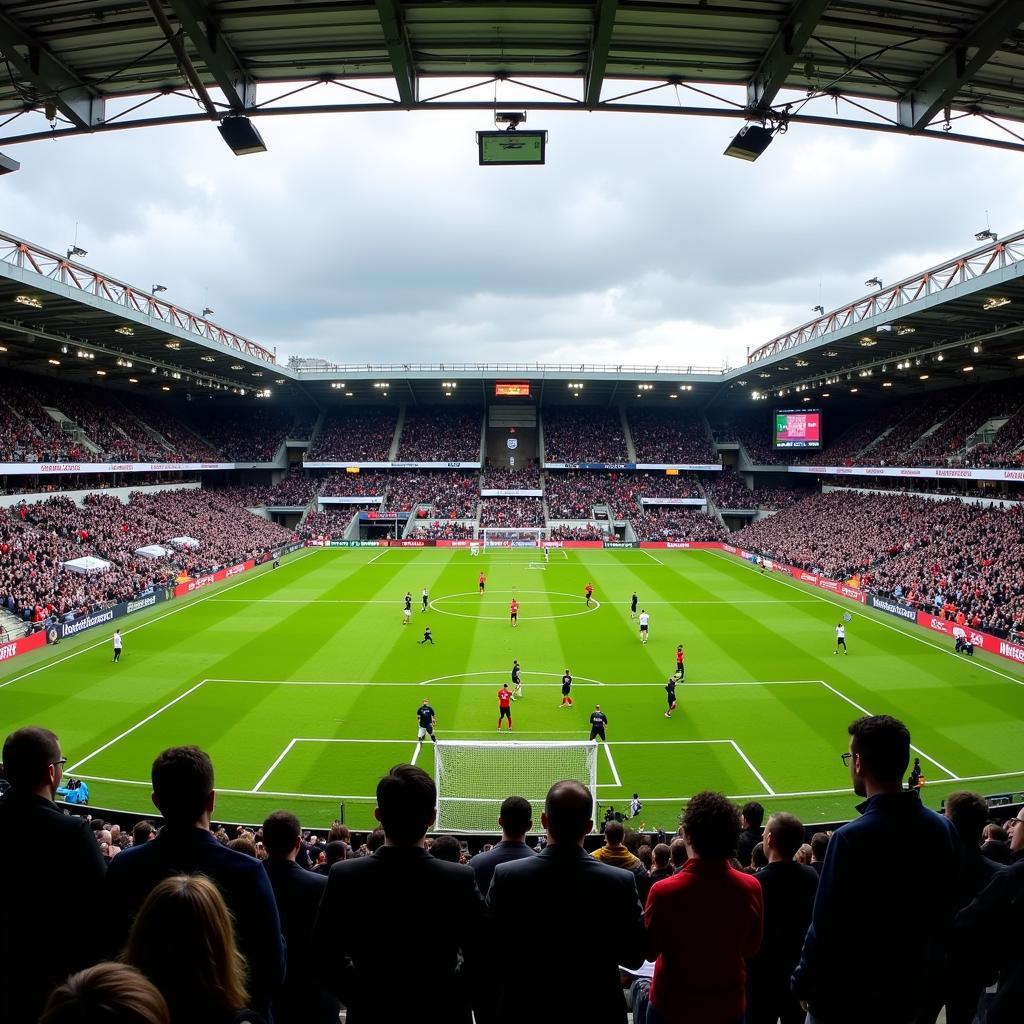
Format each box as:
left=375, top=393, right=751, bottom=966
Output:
left=2, top=87, right=1022, bottom=371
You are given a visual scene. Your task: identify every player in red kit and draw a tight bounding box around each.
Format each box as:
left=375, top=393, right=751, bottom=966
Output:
left=584, top=582, right=594, bottom=607
left=509, top=598, right=519, bottom=627
left=675, top=644, right=685, bottom=681
left=479, top=572, right=487, bottom=595
left=497, top=685, right=513, bottom=731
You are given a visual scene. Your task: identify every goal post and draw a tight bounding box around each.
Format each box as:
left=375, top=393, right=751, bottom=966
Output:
left=481, top=527, right=546, bottom=548
left=434, top=740, right=598, bottom=833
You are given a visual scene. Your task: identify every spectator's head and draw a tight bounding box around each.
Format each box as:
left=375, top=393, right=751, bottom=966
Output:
left=327, top=821, right=350, bottom=845
left=944, top=791, right=989, bottom=848
left=603, top=820, right=626, bottom=847
left=982, top=823, right=1008, bottom=844
left=430, top=834, right=462, bottom=863
left=262, top=810, right=301, bottom=860
left=374, top=764, right=436, bottom=845
left=150, top=746, right=214, bottom=826
left=324, top=841, right=348, bottom=866
left=669, top=836, right=688, bottom=869
left=498, top=795, right=532, bottom=841
left=366, top=827, right=386, bottom=853
left=764, top=812, right=805, bottom=862
left=741, top=801, right=764, bottom=831
left=681, top=791, right=741, bottom=861
left=847, top=715, right=911, bottom=796
left=542, top=780, right=594, bottom=846
left=652, top=843, right=671, bottom=869
left=750, top=842, right=768, bottom=869
left=40, top=963, right=170, bottom=1024
left=2, top=726, right=63, bottom=798
left=795, top=843, right=813, bottom=864
left=810, top=831, right=830, bottom=863
left=227, top=836, right=257, bottom=858
left=1009, top=807, right=1024, bottom=855
left=123, top=875, right=247, bottom=1022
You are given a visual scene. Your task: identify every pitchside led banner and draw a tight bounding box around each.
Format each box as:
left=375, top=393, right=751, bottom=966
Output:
left=773, top=409, right=822, bottom=450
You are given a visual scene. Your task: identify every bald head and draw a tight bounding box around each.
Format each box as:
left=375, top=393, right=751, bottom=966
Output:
left=542, top=780, right=594, bottom=845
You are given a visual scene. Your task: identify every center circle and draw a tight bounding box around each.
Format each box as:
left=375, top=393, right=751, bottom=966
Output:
left=429, top=589, right=602, bottom=621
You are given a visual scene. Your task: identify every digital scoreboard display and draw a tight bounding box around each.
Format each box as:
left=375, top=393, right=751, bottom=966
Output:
left=773, top=409, right=822, bottom=450
left=477, top=131, right=547, bottom=165
left=495, top=381, right=531, bottom=397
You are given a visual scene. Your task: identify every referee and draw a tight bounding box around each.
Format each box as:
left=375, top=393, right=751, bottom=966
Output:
left=589, top=705, right=608, bottom=742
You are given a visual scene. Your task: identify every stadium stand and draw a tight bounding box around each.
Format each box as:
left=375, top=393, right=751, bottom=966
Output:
left=479, top=496, right=546, bottom=528
left=382, top=472, right=479, bottom=517
left=298, top=507, right=365, bottom=540
left=408, top=521, right=476, bottom=540
left=482, top=466, right=541, bottom=489
left=396, top=409, right=482, bottom=461
left=306, top=411, right=398, bottom=462
left=706, top=471, right=755, bottom=508
left=542, top=408, right=628, bottom=463
left=627, top=409, right=717, bottom=464
left=211, top=473, right=318, bottom=507
left=181, top=407, right=294, bottom=462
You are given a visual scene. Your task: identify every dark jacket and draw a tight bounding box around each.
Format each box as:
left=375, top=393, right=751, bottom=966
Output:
left=104, top=824, right=285, bottom=1021
left=952, top=859, right=1024, bottom=1024
left=980, top=839, right=1012, bottom=865
left=313, top=845, right=486, bottom=1024
left=262, top=858, right=340, bottom=1024
left=737, top=826, right=763, bottom=867
left=470, top=839, right=535, bottom=897
left=792, top=791, right=961, bottom=1024
left=487, top=843, right=645, bottom=1024
left=0, top=792, right=106, bottom=1024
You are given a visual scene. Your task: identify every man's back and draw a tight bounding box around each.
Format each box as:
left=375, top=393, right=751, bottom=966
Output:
left=0, top=793, right=106, bottom=1024
left=104, top=824, right=284, bottom=1018
left=793, top=791, right=961, bottom=1023
left=469, top=839, right=534, bottom=896
left=487, top=844, right=645, bottom=1024
left=314, top=846, right=485, bottom=1024
left=263, top=858, right=340, bottom=1024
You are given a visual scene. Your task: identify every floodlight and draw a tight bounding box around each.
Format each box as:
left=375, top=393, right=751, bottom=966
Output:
left=218, top=116, right=267, bottom=156
left=724, top=124, right=774, bottom=161
left=974, top=228, right=997, bottom=242
left=0, top=152, right=20, bottom=174
left=66, top=245, right=87, bottom=259
left=812, top=305, right=824, bottom=315
left=865, top=277, right=882, bottom=289
left=202, top=307, right=214, bottom=317
left=152, top=284, right=167, bottom=295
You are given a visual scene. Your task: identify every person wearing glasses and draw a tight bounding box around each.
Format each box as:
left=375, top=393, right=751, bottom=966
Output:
left=1008, top=807, right=1024, bottom=863
left=792, top=715, right=960, bottom=1024
left=0, top=727, right=106, bottom=1024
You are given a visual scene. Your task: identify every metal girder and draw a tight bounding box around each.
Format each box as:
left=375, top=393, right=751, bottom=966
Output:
left=374, top=0, right=417, bottom=107
left=897, top=0, right=1023, bottom=130
left=165, top=0, right=256, bottom=111
left=0, top=13, right=103, bottom=129
left=585, top=0, right=618, bottom=108
left=747, top=0, right=831, bottom=111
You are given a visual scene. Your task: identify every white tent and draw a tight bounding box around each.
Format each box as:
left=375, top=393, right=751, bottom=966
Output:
left=61, top=555, right=112, bottom=576
left=167, top=536, right=201, bottom=549
left=134, top=544, right=173, bottom=559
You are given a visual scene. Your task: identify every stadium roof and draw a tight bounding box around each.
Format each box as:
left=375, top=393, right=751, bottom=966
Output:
left=0, top=2, right=1022, bottom=154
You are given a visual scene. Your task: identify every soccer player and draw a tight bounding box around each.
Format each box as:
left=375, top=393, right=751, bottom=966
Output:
left=112, top=630, right=122, bottom=663
left=630, top=591, right=638, bottom=619
left=664, top=677, right=677, bottom=718
left=638, top=609, right=650, bottom=644
left=585, top=582, right=594, bottom=607
left=416, top=699, right=438, bottom=745
left=418, top=626, right=434, bottom=645
left=403, top=591, right=412, bottom=626
left=479, top=571, right=487, bottom=595
left=510, top=597, right=519, bottom=627
left=497, top=684, right=513, bottom=731
left=674, top=644, right=685, bottom=680
left=544, top=546, right=550, bottom=562
left=560, top=668, right=573, bottom=708
left=834, top=621, right=848, bottom=655
left=511, top=659, right=522, bottom=700
left=589, top=705, right=608, bottom=742
left=629, top=793, right=643, bottom=819
left=421, top=587, right=429, bottom=612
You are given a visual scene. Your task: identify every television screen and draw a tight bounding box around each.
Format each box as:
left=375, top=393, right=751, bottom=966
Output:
left=773, top=409, right=822, bottom=450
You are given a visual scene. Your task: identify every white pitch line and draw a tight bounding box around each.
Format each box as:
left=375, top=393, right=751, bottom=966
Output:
left=641, top=549, right=665, bottom=565
left=201, top=677, right=822, bottom=688
left=604, top=744, right=622, bottom=787
left=410, top=741, right=422, bottom=766
left=0, top=548, right=316, bottom=692
left=729, top=740, right=776, bottom=795
left=65, top=679, right=208, bottom=773
left=818, top=680, right=961, bottom=781
left=252, top=739, right=298, bottom=792
left=705, top=549, right=1024, bottom=688
left=368, top=548, right=388, bottom=564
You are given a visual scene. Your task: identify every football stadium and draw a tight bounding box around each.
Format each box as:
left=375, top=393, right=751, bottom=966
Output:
left=2, top=3, right=1024, bottom=1023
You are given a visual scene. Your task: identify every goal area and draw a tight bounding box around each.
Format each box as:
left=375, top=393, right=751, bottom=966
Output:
left=481, top=527, right=545, bottom=548
left=434, top=740, right=598, bottom=833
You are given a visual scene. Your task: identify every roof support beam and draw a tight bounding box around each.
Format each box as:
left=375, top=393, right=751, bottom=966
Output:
left=747, top=0, right=831, bottom=111
left=374, top=0, right=417, bottom=107
left=0, top=14, right=104, bottom=128
left=585, top=0, right=618, bottom=108
left=897, top=0, right=1023, bottom=130
left=164, top=0, right=256, bottom=110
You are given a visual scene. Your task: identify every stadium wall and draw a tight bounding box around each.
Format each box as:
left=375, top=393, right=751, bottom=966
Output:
left=0, top=481, right=200, bottom=510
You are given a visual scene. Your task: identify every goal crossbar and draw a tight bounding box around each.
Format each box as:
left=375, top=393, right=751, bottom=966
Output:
left=434, top=739, right=598, bottom=833
left=481, top=527, right=546, bottom=548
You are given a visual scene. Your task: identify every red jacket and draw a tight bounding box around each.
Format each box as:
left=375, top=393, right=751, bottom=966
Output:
left=645, top=858, right=763, bottom=1023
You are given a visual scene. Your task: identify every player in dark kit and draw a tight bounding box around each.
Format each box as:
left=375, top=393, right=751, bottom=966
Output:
left=664, top=677, right=677, bottom=718
left=589, top=705, right=608, bottom=741
left=674, top=644, right=685, bottom=680
left=630, top=591, right=638, bottom=619
left=497, top=685, right=513, bottom=731
left=511, top=659, right=522, bottom=700
left=560, top=669, right=573, bottom=708
left=418, top=626, right=434, bottom=645
left=416, top=699, right=438, bottom=744
left=421, top=587, right=429, bottom=612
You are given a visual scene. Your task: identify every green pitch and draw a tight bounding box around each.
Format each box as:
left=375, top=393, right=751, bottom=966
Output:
left=3, top=546, right=1023, bottom=832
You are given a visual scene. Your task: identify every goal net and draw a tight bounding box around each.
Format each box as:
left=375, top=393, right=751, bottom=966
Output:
left=434, top=740, right=598, bottom=833
left=481, top=527, right=545, bottom=548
